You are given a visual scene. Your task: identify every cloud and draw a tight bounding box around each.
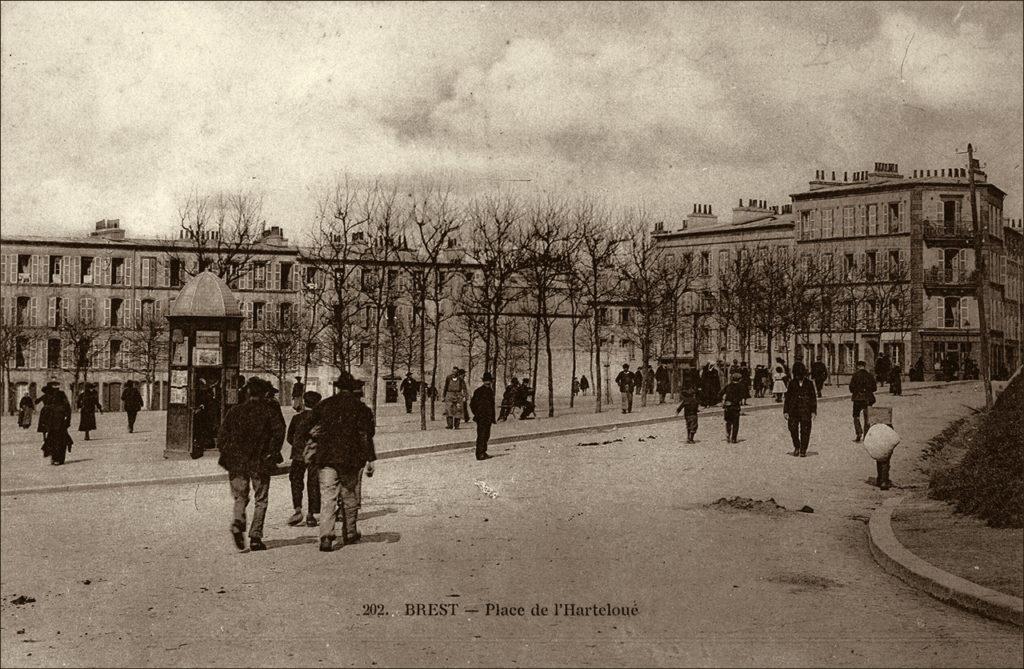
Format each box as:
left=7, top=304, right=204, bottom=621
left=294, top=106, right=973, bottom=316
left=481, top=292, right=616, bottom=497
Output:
left=1, top=1, right=1021, bottom=240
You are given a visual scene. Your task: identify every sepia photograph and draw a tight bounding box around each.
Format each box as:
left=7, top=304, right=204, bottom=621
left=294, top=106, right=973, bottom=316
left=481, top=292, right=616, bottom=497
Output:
left=1, top=1, right=1022, bottom=667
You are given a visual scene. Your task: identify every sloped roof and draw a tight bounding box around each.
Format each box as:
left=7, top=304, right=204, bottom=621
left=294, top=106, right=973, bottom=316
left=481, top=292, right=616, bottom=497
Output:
left=168, top=271, right=241, bottom=318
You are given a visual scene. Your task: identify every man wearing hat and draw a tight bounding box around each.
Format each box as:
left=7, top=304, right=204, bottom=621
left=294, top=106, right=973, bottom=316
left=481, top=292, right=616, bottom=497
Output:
left=216, top=378, right=286, bottom=552
left=442, top=365, right=467, bottom=429
left=470, top=372, right=496, bottom=460
left=720, top=370, right=746, bottom=443
left=306, top=372, right=375, bottom=551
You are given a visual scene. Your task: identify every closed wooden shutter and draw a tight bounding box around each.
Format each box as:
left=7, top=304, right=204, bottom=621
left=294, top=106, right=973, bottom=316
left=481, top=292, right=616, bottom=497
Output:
left=271, top=262, right=281, bottom=290
left=135, top=299, right=142, bottom=325
left=48, top=297, right=57, bottom=327
left=960, top=298, right=970, bottom=329
left=1, top=254, right=8, bottom=284
left=124, top=256, right=132, bottom=286
left=71, top=256, right=81, bottom=285
left=103, top=298, right=111, bottom=327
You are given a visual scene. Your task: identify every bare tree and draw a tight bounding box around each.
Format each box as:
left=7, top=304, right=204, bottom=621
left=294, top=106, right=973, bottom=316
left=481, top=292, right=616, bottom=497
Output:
left=712, top=247, right=758, bottom=365
left=0, top=320, right=43, bottom=414
left=575, top=199, right=622, bottom=412
left=620, top=208, right=666, bottom=368
left=657, top=248, right=700, bottom=395
left=248, top=317, right=304, bottom=403
left=408, top=182, right=462, bottom=423
left=124, top=313, right=167, bottom=409
left=168, top=188, right=267, bottom=286
left=60, top=314, right=106, bottom=395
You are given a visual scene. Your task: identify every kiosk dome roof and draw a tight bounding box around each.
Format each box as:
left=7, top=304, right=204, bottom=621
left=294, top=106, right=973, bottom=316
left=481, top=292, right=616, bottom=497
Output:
left=168, top=271, right=241, bottom=318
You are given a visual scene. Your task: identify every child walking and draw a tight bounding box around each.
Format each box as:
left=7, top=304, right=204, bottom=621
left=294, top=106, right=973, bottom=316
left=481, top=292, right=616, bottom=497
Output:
left=675, top=378, right=700, bottom=443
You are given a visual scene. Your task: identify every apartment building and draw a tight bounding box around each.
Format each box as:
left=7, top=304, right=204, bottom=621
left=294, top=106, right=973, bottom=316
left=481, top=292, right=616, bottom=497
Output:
left=790, top=162, right=1021, bottom=379
left=651, top=200, right=796, bottom=367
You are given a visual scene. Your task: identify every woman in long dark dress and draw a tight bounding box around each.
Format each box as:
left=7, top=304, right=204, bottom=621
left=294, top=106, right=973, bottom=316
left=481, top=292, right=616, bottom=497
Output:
left=40, top=387, right=74, bottom=465
left=77, top=384, right=101, bottom=440
left=18, top=394, right=35, bottom=429
left=700, top=364, right=721, bottom=407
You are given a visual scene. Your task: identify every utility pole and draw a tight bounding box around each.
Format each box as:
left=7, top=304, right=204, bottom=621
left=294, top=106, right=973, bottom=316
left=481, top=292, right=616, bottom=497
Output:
left=967, top=143, right=994, bottom=409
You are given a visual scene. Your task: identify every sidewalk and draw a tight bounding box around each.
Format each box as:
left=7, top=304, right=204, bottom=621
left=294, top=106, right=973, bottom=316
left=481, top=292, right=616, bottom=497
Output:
left=0, top=380, right=968, bottom=495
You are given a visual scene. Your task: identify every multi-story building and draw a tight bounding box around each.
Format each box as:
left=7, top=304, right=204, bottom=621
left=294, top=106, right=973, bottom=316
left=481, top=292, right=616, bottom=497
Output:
left=651, top=200, right=796, bottom=366
left=790, top=162, right=1021, bottom=379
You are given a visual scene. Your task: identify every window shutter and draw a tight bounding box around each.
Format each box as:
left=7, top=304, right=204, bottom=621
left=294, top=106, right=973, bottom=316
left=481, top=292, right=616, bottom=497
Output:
left=243, top=301, right=251, bottom=329
left=0, top=297, right=6, bottom=324
left=960, top=298, right=970, bottom=329
left=271, top=262, right=281, bottom=290
left=70, top=256, right=81, bottom=285
left=268, top=301, right=278, bottom=329
left=61, top=297, right=70, bottom=324
left=933, top=199, right=943, bottom=225
left=48, top=296, right=57, bottom=327
left=61, top=256, right=71, bottom=284
left=158, top=259, right=169, bottom=287
left=135, top=299, right=142, bottom=325
left=103, top=298, right=111, bottom=327
left=124, top=257, right=133, bottom=286
left=29, top=296, right=38, bottom=326
left=1, top=255, right=7, bottom=284
left=898, top=202, right=906, bottom=232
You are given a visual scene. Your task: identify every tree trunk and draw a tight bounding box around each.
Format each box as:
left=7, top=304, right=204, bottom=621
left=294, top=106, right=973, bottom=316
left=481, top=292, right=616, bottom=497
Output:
left=593, top=306, right=603, bottom=414
left=430, top=300, right=441, bottom=423
left=371, top=311, right=382, bottom=417
left=544, top=320, right=554, bottom=418
left=569, top=319, right=578, bottom=409
left=419, top=294, right=427, bottom=431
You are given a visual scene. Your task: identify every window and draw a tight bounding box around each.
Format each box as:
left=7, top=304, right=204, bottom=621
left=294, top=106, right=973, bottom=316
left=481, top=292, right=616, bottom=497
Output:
left=844, top=253, right=855, bottom=279
left=944, top=297, right=961, bottom=328
left=843, top=207, right=855, bottom=237
left=52, top=297, right=64, bottom=327
left=868, top=205, right=877, bottom=235
left=253, top=263, right=267, bottom=290
left=79, top=297, right=95, bottom=324
left=111, top=257, right=125, bottom=285
left=47, top=339, right=61, bottom=368
left=140, top=257, right=156, bottom=287
left=358, top=343, right=369, bottom=366
left=700, top=252, right=710, bottom=276
left=141, top=299, right=156, bottom=323
left=855, top=206, right=866, bottom=236
left=110, top=298, right=124, bottom=326
left=281, top=262, right=293, bottom=290
left=823, top=253, right=834, bottom=279
left=385, top=303, right=396, bottom=327
left=16, top=296, right=30, bottom=326
left=170, top=259, right=183, bottom=287
left=822, top=209, right=834, bottom=238
left=943, top=200, right=957, bottom=224
left=304, top=266, right=317, bottom=286
left=810, top=211, right=819, bottom=239
left=49, top=256, right=62, bottom=284
left=888, top=250, right=900, bottom=279
left=865, top=251, right=877, bottom=279
left=15, top=337, right=28, bottom=368
left=888, top=203, right=900, bottom=233
left=279, top=302, right=292, bottom=326
left=718, top=249, right=729, bottom=272
left=109, top=339, right=122, bottom=369
left=597, top=307, right=609, bottom=325
left=17, top=255, right=30, bottom=281
left=253, top=302, right=266, bottom=329
left=620, top=308, right=631, bottom=324
left=800, top=211, right=811, bottom=240
left=81, top=257, right=94, bottom=284
left=252, top=341, right=264, bottom=367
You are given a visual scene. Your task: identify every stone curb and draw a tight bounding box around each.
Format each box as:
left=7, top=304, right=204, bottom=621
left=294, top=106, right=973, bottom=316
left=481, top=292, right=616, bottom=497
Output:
left=868, top=494, right=1024, bottom=627
left=1, top=380, right=970, bottom=497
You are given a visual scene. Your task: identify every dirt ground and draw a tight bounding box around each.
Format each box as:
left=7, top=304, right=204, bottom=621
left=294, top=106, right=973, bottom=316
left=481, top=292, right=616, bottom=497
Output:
left=2, top=382, right=1021, bottom=667
left=893, top=494, right=1024, bottom=599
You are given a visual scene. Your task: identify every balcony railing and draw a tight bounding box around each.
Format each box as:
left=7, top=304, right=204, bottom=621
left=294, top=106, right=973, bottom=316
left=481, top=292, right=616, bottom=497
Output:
left=922, top=219, right=974, bottom=241
left=923, top=266, right=978, bottom=287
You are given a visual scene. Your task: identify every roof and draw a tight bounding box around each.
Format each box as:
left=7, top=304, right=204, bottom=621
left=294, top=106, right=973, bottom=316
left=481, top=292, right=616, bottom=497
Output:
left=653, top=213, right=795, bottom=240
left=168, top=271, right=241, bottom=318
left=790, top=176, right=1007, bottom=200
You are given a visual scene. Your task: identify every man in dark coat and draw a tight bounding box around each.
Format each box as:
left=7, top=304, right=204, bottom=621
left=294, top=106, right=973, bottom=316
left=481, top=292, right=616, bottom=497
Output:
left=290, top=376, right=305, bottom=411
left=784, top=361, right=818, bottom=457
left=810, top=357, right=829, bottom=398
left=286, top=390, right=322, bottom=527
left=720, top=371, right=745, bottom=443
left=39, top=383, right=73, bottom=465
left=217, top=378, right=286, bottom=551
left=849, top=360, right=877, bottom=442
left=498, top=377, right=519, bottom=421
left=306, top=372, right=374, bottom=552
left=77, top=383, right=101, bottom=440
left=615, top=364, right=635, bottom=413
left=700, top=363, right=721, bottom=407
left=875, top=353, right=891, bottom=389
left=655, top=364, right=670, bottom=403
left=121, top=381, right=144, bottom=433
left=399, top=372, right=419, bottom=413
left=470, top=372, right=496, bottom=460
left=351, top=379, right=378, bottom=539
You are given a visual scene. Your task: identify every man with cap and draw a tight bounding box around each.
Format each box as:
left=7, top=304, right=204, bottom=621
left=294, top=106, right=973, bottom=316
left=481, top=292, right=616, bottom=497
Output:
left=217, top=378, right=286, bottom=551
left=615, top=363, right=635, bottom=414
left=442, top=365, right=467, bottom=429
left=784, top=361, right=817, bottom=457
left=470, top=372, right=496, bottom=460
left=306, top=372, right=374, bottom=552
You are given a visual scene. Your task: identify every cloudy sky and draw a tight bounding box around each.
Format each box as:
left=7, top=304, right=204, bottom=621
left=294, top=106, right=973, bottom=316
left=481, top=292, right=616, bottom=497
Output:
left=2, top=1, right=1022, bottom=240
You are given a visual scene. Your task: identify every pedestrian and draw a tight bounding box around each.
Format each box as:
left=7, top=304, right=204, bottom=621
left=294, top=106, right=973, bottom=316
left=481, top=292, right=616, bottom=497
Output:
left=579, top=375, right=589, bottom=396
left=771, top=364, right=787, bottom=403
left=674, top=372, right=700, bottom=443
left=910, top=356, right=925, bottom=382
left=849, top=360, right=877, bottom=442
left=498, top=377, right=519, bottom=421
left=571, top=376, right=580, bottom=398
left=459, top=369, right=471, bottom=423
left=638, top=364, right=654, bottom=407
left=216, top=378, right=286, bottom=552
left=943, top=356, right=958, bottom=382
left=286, top=390, right=322, bottom=527
left=889, top=365, right=903, bottom=396
left=442, top=365, right=467, bottom=429
left=655, top=364, right=670, bottom=403
left=351, top=379, right=378, bottom=536
left=291, top=376, right=305, bottom=411
left=306, top=372, right=374, bottom=552
left=775, top=357, right=791, bottom=386
left=700, top=363, right=721, bottom=407
left=810, top=357, right=829, bottom=398
left=121, top=381, right=144, bottom=433
left=470, top=372, right=496, bottom=460
left=632, top=368, right=643, bottom=398
left=752, top=365, right=766, bottom=398
left=784, top=361, right=817, bottom=457
left=77, top=383, right=101, bottom=441
left=739, top=361, right=751, bottom=405
left=875, top=353, right=891, bottom=389
left=615, top=364, right=635, bottom=414
left=400, top=372, right=419, bottom=414
left=517, top=378, right=536, bottom=419
left=719, top=371, right=745, bottom=443
left=18, top=393, right=35, bottom=429
left=38, top=383, right=73, bottom=465
left=193, top=378, right=217, bottom=454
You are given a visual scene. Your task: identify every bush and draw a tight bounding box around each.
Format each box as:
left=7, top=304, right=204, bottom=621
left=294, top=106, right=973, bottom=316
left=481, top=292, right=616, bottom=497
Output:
left=928, top=374, right=1024, bottom=528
